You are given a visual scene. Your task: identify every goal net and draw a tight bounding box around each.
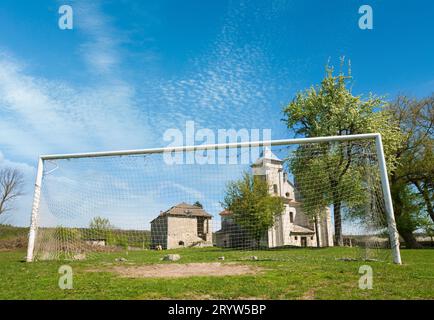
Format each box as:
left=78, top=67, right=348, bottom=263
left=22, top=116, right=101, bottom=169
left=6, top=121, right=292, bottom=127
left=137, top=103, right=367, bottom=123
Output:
left=27, top=134, right=401, bottom=263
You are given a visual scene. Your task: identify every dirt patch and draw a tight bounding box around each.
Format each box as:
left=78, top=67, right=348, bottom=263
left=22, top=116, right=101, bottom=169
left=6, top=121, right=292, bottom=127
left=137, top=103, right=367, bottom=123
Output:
left=111, top=262, right=262, bottom=278
left=300, top=288, right=316, bottom=300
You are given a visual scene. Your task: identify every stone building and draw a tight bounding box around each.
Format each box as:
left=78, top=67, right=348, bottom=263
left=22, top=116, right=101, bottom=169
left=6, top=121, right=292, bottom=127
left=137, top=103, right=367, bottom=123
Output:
left=215, top=148, right=334, bottom=248
left=150, top=202, right=213, bottom=249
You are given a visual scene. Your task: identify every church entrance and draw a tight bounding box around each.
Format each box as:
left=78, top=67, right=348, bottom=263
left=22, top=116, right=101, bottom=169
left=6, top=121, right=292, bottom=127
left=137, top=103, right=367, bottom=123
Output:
left=301, top=237, right=307, bottom=247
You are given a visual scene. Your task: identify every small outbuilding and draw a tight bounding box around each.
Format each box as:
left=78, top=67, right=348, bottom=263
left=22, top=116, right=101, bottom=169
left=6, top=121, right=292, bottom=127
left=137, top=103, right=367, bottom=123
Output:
left=150, top=202, right=213, bottom=249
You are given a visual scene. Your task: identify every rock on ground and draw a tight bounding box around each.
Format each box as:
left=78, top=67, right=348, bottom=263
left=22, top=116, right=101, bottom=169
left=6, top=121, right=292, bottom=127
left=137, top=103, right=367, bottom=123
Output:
left=162, top=254, right=181, bottom=261
left=73, top=253, right=86, bottom=261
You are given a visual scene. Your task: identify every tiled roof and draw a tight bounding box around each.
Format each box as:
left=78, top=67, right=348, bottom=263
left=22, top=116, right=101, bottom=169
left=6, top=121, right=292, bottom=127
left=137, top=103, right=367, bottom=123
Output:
left=291, top=224, right=315, bottom=235
left=252, top=147, right=282, bottom=166
left=158, top=202, right=212, bottom=218
left=281, top=198, right=301, bottom=206
left=219, top=209, right=232, bottom=217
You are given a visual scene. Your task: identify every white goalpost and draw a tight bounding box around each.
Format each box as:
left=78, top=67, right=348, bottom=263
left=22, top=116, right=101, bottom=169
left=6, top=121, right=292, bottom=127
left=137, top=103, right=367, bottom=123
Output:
left=26, top=133, right=402, bottom=264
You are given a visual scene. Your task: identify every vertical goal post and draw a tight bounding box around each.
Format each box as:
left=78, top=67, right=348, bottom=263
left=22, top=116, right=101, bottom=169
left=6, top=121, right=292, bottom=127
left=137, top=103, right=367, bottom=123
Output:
left=26, top=133, right=402, bottom=264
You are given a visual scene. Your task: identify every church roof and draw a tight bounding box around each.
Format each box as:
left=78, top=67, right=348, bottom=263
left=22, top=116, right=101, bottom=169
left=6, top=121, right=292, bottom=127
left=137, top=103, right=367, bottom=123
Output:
left=281, top=198, right=301, bottom=206
left=219, top=209, right=232, bottom=217
left=154, top=202, right=212, bottom=220
left=291, top=224, right=315, bottom=235
left=252, top=147, right=282, bottom=166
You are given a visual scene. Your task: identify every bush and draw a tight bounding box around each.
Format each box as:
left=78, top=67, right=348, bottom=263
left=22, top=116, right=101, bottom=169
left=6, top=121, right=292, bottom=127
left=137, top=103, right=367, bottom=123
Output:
left=53, top=227, right=81, bottom=242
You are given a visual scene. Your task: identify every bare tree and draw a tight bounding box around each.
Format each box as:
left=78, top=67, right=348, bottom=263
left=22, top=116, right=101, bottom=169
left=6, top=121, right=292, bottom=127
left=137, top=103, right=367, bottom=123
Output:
left=0, top=168, right=24, bottom=217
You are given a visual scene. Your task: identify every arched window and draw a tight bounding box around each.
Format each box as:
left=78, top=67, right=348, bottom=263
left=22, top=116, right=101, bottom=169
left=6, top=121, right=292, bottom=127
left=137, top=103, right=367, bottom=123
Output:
left=290, top=212, right=294, bottom=223
left=273, top=184, right=278, bottom=194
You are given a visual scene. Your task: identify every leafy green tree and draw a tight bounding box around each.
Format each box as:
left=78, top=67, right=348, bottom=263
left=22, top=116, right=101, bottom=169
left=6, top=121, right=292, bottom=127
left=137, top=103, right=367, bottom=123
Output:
left=283, top=62, right=402, bottom=245
left=222, top=172, right=284, bottom=247
left=392, top=182, right=426, bottom=247
left=289, top=145, right=367, bottom=245
left=193, top=201, right=203, bottom=208
left=89, top=216, right=113, bottom=230
left=88, top=217, right=114, bottom=243
left=386, top=95, right=434, bottom=247
left=420, top=217, right=434, bottom=245
left=388, top=96, right=433, bottom=219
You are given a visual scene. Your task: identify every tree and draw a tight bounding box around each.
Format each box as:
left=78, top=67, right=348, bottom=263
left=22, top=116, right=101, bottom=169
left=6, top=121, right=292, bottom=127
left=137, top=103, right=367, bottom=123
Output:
left=222, top=172, right=284, bottom=247
left=283, top=62, right=402, bottom=246
left=386, top=95, right=434, bottom=247
left=193, top=201, right=203, bottom=208
left=289, top=144, right=367, bottom=247
left=391, top=181, right=426, bottom=248
left=0, top=168, right=24, bottom=219
left=89, top=217, right=114, bottom=243
left=420, top=217, right=434, bottom=246
left=89, top=216, right=113, bottom=230
left=388, top=96, right=434, bottom=219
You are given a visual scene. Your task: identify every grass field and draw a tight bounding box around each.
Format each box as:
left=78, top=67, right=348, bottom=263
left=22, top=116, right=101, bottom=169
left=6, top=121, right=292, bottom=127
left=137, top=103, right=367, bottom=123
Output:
left=0, top=247, right=433, bottom=300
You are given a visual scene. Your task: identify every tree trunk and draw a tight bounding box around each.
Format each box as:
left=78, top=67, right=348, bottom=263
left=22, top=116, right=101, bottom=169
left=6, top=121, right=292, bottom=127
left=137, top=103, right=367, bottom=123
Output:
left=334, top=201, right=343, bottom=246
left=391, top=178, right=423, bottom=249
left=397, top=225, right=422, bottom=249
left=421, top=184, right=434, bottom=223
left=314, top=215, right=320, bottom=248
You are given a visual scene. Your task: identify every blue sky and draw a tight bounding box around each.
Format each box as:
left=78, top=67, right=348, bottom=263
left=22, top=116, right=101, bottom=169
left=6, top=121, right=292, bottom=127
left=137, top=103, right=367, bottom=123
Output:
left=0, top=0, right=433, bottom=227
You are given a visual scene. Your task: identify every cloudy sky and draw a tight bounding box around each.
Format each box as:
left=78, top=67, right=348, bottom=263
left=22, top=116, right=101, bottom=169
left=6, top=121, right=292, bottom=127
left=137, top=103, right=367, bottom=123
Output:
left=0, top=0, right=433, bottom=228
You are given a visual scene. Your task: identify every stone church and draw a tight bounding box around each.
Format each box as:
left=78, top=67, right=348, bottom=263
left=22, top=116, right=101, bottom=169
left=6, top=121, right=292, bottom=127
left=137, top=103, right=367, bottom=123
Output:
left=215, top=148, right=334, bottom=248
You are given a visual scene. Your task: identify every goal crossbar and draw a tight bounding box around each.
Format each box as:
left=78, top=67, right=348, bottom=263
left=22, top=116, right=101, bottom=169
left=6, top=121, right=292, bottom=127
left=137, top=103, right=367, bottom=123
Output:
left=40, top=133, right=380, bottom=160
left=26, top=133, right=402, bottom=264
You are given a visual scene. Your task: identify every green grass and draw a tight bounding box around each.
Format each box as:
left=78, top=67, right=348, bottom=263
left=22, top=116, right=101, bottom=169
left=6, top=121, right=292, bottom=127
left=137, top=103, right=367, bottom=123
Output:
left=0, top=247, right=433, bottom=300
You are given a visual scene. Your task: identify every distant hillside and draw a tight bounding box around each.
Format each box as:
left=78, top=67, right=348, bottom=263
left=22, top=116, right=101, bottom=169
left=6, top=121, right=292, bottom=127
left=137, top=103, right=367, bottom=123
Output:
left=0, top=224, right=153, bottom=250
left=0, top=225, right=28, bottom=239
left=0, top=225, right=28, bottom=250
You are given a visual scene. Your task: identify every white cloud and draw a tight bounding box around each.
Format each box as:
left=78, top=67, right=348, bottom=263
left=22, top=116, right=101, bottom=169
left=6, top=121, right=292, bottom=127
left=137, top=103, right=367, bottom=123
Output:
left=143, top=3, right=292, bottom=134
left=0, top=55, right=154, bottom=161
left=74, top=1, right=125, bottom=75
left=0, top=1, right=157, bottom=227
left=0, top=0, right=294, bottom=228
left=159, top=181, right=205, bottom=201
left=0, top=151, right=35, bottom=175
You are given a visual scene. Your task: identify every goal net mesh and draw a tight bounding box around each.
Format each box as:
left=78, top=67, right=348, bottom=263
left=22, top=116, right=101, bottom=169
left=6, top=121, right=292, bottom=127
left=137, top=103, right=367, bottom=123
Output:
left=31, top=139, right=392, bottom=262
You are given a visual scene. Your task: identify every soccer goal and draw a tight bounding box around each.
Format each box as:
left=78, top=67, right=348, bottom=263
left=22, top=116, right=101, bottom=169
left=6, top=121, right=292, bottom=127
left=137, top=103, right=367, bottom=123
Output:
left=26, top=133, right=401, bottom=264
